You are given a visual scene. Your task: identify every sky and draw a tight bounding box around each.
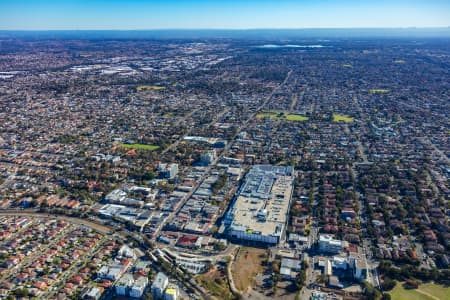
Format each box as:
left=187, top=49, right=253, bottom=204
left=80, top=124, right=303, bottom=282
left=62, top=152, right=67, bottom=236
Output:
left=0, top=0, right=449, bottom=30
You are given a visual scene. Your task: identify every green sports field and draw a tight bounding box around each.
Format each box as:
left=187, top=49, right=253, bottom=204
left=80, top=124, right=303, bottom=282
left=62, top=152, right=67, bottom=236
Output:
left=389, top=282, right=450, bottom=300
left=137, top=85, right=166, bottom=91
left=370, top=89, right=390, bottom=94
left=333, top=114, right=354, bottom=123
left=256, top=111, right=308, bottom=122
left=120, top=143, right=160, bottom=151
left=285, top=114, right=309, bottom=121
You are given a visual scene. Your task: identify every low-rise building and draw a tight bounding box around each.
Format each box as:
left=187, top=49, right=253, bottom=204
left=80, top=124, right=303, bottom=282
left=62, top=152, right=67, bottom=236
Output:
left=81, top=286, right=104, bottom=300
left=225, top=165, right=294, bottom=246
left=281, top=258, right=302, bottom=271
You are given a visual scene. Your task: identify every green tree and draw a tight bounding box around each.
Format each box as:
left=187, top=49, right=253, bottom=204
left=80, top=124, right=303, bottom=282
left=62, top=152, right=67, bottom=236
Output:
left=14, top=288, right=29, bottom=297
left=381, top=293, right=391, bottom=300
left=381, top=277, right=396, bottom=291
left=363, top=282, right=381, bottom=300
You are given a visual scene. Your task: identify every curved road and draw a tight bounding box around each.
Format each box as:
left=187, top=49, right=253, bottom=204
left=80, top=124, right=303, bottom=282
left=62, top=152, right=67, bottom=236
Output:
left=0, top=210, right=232, bottom=299
left=0, top=210, right=113, bottom=234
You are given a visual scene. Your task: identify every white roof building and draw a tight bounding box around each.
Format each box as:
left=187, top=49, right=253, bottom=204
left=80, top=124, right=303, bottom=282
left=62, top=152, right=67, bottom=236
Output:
left=226, top=165, right=294, bottom=246
left=319, top=234, right=344, bottom=254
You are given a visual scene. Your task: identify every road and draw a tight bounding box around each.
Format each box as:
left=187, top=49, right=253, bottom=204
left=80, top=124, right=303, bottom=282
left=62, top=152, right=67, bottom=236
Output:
left=156, top=70, right=293, bottom=238
left=0, top=210, right=113, bottom=234
left=0, top=177, right=13, bottom=190
left=344, top=124, right=368, bottom=163
left=290, top=93, right=298, bottom=112
left=152, top=249, right=212, bottom=300
left=0, top=217, right=34, bottom=244
left=42, top=236, right=109, bottom=299
left=0, top=71, right=295, bottom=298
left=418, top=136, right=449, bottom=164
left=226, top=247, right=241, bottom=298
left=0, top=225, right=73, bottom=284
left=160, top=106, right=229, bottom=156
left=301, top=216, right=319, bottom=299
left=0, top=210, right=218, bottom=299
left=351, top=169, right=379, bottom=289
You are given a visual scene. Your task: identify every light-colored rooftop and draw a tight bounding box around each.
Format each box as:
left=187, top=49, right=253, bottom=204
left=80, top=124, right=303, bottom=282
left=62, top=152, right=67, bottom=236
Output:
left=229, top=165, right=294, bottom=237
left=165, top=288, right=177, bottom=295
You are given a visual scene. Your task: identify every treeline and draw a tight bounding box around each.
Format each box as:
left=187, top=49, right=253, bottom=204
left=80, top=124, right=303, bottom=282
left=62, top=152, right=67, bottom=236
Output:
left=378, top=260, right=450, bottom=288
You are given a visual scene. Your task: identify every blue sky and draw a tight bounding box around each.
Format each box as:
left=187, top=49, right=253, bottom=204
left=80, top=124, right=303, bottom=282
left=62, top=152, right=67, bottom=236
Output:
left=0, top=0, right=449, bottom=30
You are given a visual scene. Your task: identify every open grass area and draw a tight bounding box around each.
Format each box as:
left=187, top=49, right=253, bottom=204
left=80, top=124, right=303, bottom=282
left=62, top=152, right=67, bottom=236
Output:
left=389, top=282, right=450, bottom=300
left=333, top=114, right=354, bottom=123
left=257, top=111, right=309, bottom=122
left=231, top=247, right=266, bottom=291
left=197, top=267, right=234, bottom=300
left=370, top=89, right=390, bottom=94
left=137, top=85, right=166, bottom=91
left=256, top=112, right=281, bottom=119
left=120, top=143, right=160, bottom=151
left=419, top=283, right=450, bottom=300
left=285, top=114, right=309, bottom=121
left=256, top=110, right=285, bottom=119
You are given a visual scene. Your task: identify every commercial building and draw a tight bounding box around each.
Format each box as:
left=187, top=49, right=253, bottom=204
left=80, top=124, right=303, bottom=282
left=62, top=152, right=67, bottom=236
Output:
left=158, top=163, right=179, bottom=179
left=224, top=165, right=294, bottom=246
left=97, top=265, right=125, bottom=281
left=118, top=244, right=136, bottom=259
left=319, top=234, right=344, bottom=254
left=114, top=273, right=148, bottom=298
left=164, top=284, right=179, bottom=300
left=281, top=258, right=302, bottom=271
left=280, top=258, right=302, bottom=280
left=81, top=286, right=103, bottom=300
left=200, top=150, right=216, bottom=165
left=130, top=276, right=149, bottom=298
left=115, top=273, right=134, bottom=296
left=332, top=256, right=348, bottom=269
left=151, top=272, right=169, bottom=299
left=349, top=253, right=367, bottom=280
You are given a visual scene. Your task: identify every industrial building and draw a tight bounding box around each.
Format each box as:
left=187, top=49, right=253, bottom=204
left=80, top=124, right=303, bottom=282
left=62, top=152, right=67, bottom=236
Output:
left=224, top=165, right=294, bottom=246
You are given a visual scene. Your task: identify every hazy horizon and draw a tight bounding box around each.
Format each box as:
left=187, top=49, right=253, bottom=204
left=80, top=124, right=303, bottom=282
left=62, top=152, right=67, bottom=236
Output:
left=0, top=0, right=449, bottom=30
left=2, top=28, right=450, bottom=40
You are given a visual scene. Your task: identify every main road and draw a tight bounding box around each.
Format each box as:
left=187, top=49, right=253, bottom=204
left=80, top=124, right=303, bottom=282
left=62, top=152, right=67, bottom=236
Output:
left=0, top=69, right=295, bottom=299
left=155, top=70, right=293, bottom=238
left=0, top=210, right=113, bottom=234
